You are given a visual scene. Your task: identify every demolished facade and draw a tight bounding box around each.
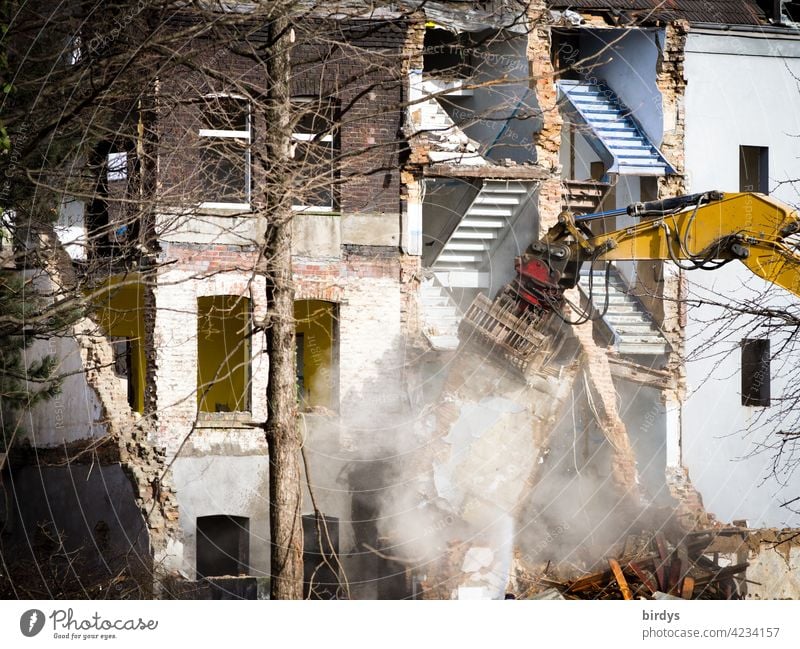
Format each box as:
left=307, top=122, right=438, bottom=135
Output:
left=3, top=0, right=800, bottom=599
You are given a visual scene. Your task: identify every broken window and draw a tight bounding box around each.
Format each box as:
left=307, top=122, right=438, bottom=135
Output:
left=197, top=295, right=252, bottom=413
left=551, top=30, right=581, bottom=80
left=110, top=338, right=136, bottom=410
left=783, top=1, right=800, bottom=22
left=87, top=140, right=133, bottom=257
left=198, top=95, right=251, bottom=209
left=739, top=146, right=769, bottom=194
left=423, top=27, right=471, bottom=78
left=292, top=97, right=339, bottom=212
left=294, top=300, right=338, bottom=410
left=92, top=276, right=146, bottom=414
left=196, top=515, right=250, bottom=578
left=741, top=338, right=770, bottom=407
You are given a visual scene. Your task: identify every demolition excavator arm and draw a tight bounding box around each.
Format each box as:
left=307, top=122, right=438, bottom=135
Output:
left=459, top=190, right=800, bottom=375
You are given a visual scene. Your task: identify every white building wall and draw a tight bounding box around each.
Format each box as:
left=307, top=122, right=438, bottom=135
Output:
left=682, top=28, right=800, bottom=527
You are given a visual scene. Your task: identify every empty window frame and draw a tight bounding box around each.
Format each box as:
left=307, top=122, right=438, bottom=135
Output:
left=739, top=146, right=769, bottom=194
left=198, top=95, right=251, bottom=209
left=741, top=338, right=770, bottom=407
left=291, top=97, right=338, bottom=212
left=196, top=515, right=250, bottom=578
left=294, top=300, right=338, bottom=410
left=197, top=295, right=252, bottom=413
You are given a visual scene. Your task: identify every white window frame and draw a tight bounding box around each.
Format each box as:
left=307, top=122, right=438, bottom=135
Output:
left=291, top=97, right=337, bottom=213
left=198, top=94, right=252, bottom=211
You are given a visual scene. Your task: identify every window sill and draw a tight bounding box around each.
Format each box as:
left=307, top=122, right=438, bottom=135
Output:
left=292, top=207, right=340, bottom=216
left=197, top=202, right=253, bottom=215
left=195, top=412, right=256, bottom=429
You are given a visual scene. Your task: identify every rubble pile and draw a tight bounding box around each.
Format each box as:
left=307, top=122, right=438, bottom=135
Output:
left=532, top=528, right=751, bottom=600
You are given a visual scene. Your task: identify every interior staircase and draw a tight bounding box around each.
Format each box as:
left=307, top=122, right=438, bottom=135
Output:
left=558, top=79, right=674, bottom=176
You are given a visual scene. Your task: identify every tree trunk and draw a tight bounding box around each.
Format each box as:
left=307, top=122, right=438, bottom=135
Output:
left=264, top=13, right=303, bottom=600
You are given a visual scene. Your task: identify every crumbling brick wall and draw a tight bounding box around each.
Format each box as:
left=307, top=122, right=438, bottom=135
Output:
left=529, top=0, right=564, bottom=232
left=27, top=228, right=181, bottom=582
left=151, top=243, right=269, bottom=455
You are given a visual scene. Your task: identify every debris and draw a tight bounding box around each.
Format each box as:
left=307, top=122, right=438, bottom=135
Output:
left=530, top=587, right=565, bottom=600
left=530, top=529, right=749, bottom=600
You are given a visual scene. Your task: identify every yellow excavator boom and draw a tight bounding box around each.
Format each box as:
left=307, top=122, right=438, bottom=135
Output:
left=583, top=192, right=800, bottom=298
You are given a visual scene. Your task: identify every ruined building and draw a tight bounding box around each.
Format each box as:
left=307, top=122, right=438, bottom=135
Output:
left=2, top=0, right=800, bottom=599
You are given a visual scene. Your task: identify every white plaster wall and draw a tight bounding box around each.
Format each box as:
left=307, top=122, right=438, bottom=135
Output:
left=486, top=188, right=539, bottom=296
left=56, top=196, right=87, bottom=261
left=172, top=455, right=270, bottom=579
left=682, top=30, right=800, bottom=527
left=574, top=130, right=603, bottom=181
left=580, top=28, right=664, bottom=146
left=23, top=336, right=105, bottom=445
left=445, top=31, right=539, bottom=163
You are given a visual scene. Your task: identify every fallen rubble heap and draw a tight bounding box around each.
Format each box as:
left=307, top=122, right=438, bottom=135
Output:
left=534, top=528, right=751, bottom=600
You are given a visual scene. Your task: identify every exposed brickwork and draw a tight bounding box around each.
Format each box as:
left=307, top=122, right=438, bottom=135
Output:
left=656, top=21, right=688, bottom=201
left=34, top=228, right=181, bottom=573
left=568, top=290, right=641, bottom=505
left=151, top=261, right=269, bottom=456
left=156, top=20, right=407, bottom=219
left=529, top=2, right=564, bottom=232
left=665, top=466, right=713, bottom=531
left=656, top=21, right=690, bottom=405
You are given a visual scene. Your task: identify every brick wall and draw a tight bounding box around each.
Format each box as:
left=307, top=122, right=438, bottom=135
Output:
left=152, top=259, right=269, bottom=456
left=155, top=18, right=407, bottom=219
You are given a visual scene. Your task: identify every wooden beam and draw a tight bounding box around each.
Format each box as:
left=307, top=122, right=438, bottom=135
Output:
left=608, top=558, right=633, bottom=600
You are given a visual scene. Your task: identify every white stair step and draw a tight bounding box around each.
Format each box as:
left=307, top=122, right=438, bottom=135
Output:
left=437, top=252, right=484, bottom=263
left=612, top=323, right=660, bottom=335
left=617, top=165, right=667, bottom=176
left=445, top=242, right=490, bottom=251
left=606, top=147, right=656, bottom=157
left=450, top=230, right=499, bottom=240
left=473, top=195, right=522, bottom=205
left=605, top=314, right=651, bottom=325
left=459, top=219, right=507, bottom=229
left=618, top=342, right=669, bottom=354
left=466, top=207, right=514, bottom=217
left=585, top=113, right=623, bottom=122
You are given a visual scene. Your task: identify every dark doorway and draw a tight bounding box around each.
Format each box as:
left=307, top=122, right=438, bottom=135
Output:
left=196, top=515, right=250, bottom=578
left=302, top=513, right=340, bottom=599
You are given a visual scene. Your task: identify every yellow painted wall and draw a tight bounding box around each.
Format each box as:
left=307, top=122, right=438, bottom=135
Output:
left=197, top=295, right=251, bottom=413
left=91, top=274, right=146, bottom=413
left=294, top=300, right=335, bottom=409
